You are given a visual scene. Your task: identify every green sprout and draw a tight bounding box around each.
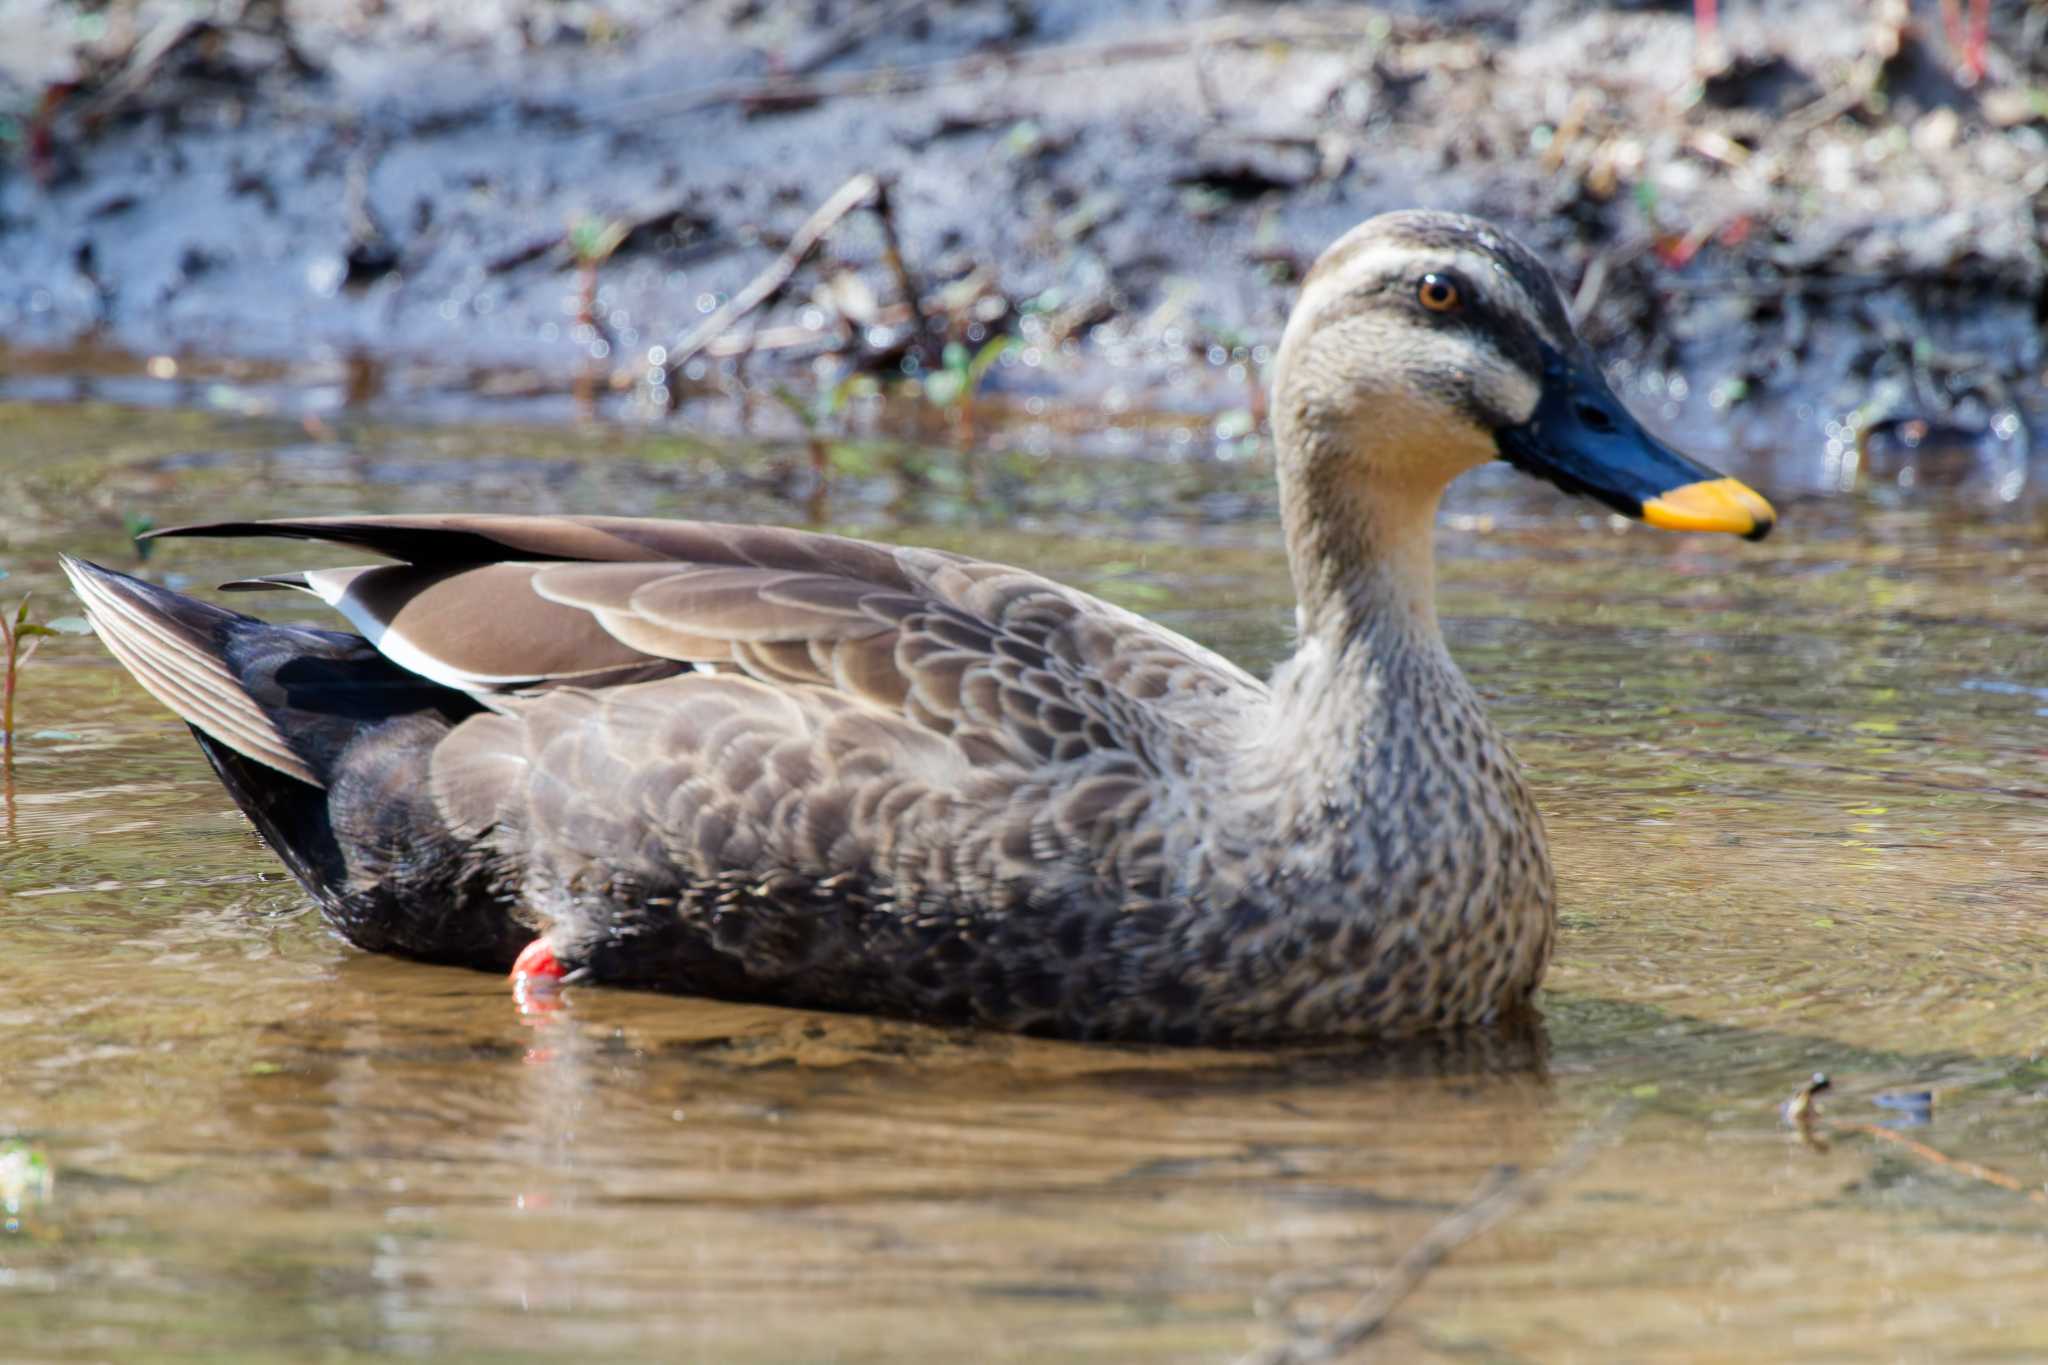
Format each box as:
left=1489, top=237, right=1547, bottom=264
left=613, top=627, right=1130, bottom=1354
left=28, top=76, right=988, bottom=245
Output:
left=567, top=215, right=630, bottom=268
left=769, top=370, right=865, bottom=435
left=566, top=216, right=631, bottom=357
left=922, top=335, right=1012, bottom=444
left=1, top=570, right=92, bottom=763
left=123, top=510, right=156, bottom=562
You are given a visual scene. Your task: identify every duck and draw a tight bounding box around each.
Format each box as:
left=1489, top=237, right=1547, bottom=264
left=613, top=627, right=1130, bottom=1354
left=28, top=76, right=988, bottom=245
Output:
left=61, top=210, right=1774, bottom=1045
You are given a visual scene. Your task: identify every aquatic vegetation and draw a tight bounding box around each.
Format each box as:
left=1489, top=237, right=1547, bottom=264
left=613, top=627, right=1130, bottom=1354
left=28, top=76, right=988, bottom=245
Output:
left=0, top=570, right=91, bottom=761
left=565, top=214, right=632, bottom=370
left=122, top=510, right=156, bottom=562
left=769, top=369, right=862, bottom=441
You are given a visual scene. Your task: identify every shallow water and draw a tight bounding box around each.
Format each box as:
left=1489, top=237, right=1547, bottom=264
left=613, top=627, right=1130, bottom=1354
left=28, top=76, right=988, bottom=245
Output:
left=3, top=396, right=2046, bottom=1361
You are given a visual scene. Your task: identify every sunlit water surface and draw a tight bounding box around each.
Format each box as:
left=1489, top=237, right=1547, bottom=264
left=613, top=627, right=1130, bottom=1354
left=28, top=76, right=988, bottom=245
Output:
left=3, top=398, right=2046, bottom=1361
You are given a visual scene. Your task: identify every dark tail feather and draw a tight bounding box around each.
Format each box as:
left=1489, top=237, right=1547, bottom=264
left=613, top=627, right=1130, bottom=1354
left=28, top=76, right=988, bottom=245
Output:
left=61, top=554, right=326, bottom=783
left=61, top=555, right=479, bottom=781
left=63, top=557, right=524, bottom=969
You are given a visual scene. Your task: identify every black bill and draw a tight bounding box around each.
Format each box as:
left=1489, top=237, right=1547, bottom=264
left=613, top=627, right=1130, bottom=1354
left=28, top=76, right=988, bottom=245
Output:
left=1495, top=345, right=1775, bottom=541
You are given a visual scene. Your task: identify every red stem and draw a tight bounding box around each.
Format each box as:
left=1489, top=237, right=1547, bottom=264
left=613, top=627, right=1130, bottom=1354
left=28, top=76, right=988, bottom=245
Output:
left=2, top=616, right=16, bottom=764
left=1967, top=0, right=1990, bottom=85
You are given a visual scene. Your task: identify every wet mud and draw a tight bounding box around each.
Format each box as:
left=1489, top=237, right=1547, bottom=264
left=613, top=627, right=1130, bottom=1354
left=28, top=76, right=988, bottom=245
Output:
left=2, top=0, right=2044, bottom=484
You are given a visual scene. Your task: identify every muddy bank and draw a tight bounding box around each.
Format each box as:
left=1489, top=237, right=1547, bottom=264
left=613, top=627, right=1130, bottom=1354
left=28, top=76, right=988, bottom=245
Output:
left=2, top=0, right=2045, bottom=484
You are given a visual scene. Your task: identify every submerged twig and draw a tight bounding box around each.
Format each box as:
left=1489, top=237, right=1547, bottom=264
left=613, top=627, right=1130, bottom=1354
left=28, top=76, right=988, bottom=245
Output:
left=1784, top=1074, right=2047, bottom=1204
left=1240, top=1105, right=1630, bottom=1364
left=1837, top=1122, right=2046, bottom=1203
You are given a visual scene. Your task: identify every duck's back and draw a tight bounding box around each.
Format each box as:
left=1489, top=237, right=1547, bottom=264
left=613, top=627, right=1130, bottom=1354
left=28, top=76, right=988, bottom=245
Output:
left=421, top=543, right=1271, bottom=1034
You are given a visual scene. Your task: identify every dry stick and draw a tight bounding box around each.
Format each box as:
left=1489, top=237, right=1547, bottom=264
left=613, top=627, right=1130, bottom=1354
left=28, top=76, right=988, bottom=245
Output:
left=77, top=0, right=322, bottom=124
left=868, top=177, right=929, bottom=359
left=1238, top=1107, right=1629, bottom=1365
left=1568, top=244, right=1622, bottom=325
left=658, top=173, right=880, bottom=395
left=1776, top=0, right=1906, bottom=145
left=1172, top=0, right=1228, bottom=125
left=601, top=10, right=1411, bottom=122
left=74, top=16, right=218, bottom=122
left=342, top=141, right=379, bottom=249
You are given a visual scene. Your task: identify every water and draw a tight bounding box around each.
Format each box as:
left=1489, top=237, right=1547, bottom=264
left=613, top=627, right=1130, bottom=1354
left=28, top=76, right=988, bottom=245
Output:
left=4, top=395, right=2047, bottom=1361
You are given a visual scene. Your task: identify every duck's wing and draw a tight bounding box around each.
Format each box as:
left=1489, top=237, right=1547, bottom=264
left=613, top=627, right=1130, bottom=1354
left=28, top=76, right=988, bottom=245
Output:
left=158, top=514, right=1268, bottom=781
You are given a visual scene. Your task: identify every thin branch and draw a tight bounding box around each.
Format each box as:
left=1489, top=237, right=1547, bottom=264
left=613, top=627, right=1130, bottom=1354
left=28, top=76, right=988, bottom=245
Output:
left=869, top=176, right=929, bottom=361
left=1569, top=243, right=1625, bottom=325
left=658, top=173, right=880, bottom=392
left=599, top=10, right=1421, bottom=123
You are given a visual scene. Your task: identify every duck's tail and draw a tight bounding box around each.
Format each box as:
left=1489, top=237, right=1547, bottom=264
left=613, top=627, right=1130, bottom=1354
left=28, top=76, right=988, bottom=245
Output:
left=60, top=556, right=523, bottom=967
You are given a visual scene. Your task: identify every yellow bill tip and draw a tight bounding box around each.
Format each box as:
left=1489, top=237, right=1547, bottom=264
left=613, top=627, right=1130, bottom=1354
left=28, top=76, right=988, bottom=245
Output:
left=1641, top=477, right=1776, bottom=541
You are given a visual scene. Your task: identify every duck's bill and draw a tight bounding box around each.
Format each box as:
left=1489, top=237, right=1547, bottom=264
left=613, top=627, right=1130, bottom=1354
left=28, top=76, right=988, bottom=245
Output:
left=1494, top=350, right=1775, bottom=541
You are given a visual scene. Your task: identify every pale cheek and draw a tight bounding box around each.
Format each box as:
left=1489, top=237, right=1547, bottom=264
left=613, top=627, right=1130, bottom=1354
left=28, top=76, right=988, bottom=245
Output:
left=1339, top=390, right=1497, bottom=486
left=1471, top=358, right=1542, bottom=428
left=1274, top=322, right=1507, bottom=484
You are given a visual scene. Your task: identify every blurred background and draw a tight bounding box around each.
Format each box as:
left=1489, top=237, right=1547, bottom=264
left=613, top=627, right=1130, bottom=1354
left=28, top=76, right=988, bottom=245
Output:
left=0, top=0, right=2042, bottom=500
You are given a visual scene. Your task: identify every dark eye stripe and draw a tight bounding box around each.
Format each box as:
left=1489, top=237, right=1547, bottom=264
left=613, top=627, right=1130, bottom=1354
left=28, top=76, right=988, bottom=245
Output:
left=1320, top=262, right=1553, bottom=381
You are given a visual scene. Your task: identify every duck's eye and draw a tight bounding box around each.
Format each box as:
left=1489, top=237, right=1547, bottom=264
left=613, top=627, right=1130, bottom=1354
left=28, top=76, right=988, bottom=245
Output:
left=1417, top=273, right=1462, bottom=314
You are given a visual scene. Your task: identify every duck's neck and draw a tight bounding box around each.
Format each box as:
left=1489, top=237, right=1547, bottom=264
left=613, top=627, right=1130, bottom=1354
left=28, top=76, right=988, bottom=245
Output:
left=1276, top=427, right=1450, bottom=669
left=1228, top=424, right=1492, bottom=820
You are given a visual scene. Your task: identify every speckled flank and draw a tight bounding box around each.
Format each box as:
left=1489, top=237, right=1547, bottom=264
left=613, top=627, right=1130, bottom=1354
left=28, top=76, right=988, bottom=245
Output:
left=436, top=556, right=1550, bottom=1043
left=65, top=210, right=1600, bottom=1044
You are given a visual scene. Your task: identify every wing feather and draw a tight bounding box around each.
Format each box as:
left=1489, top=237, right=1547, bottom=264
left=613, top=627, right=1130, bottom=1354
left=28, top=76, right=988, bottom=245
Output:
left=156, top=515, right=1265, bottom=794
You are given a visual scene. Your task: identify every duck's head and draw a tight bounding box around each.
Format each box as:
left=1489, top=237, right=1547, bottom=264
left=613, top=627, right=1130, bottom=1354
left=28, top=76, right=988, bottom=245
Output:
left=1273, top=209, right=1774, bottom=545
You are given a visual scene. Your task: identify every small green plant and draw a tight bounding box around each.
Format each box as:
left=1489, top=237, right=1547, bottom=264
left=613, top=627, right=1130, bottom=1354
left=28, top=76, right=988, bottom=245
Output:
left=566, top=215, right=630, bottom=359
left=566, top=215, right=630, bottom=270
left=770, top=370, right=866, bottom=435
left=922, top=334, right=1011, bottom=444
left=123, top=510, right=157, bottom=562
left=1, top=570, right=91, bottom=762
